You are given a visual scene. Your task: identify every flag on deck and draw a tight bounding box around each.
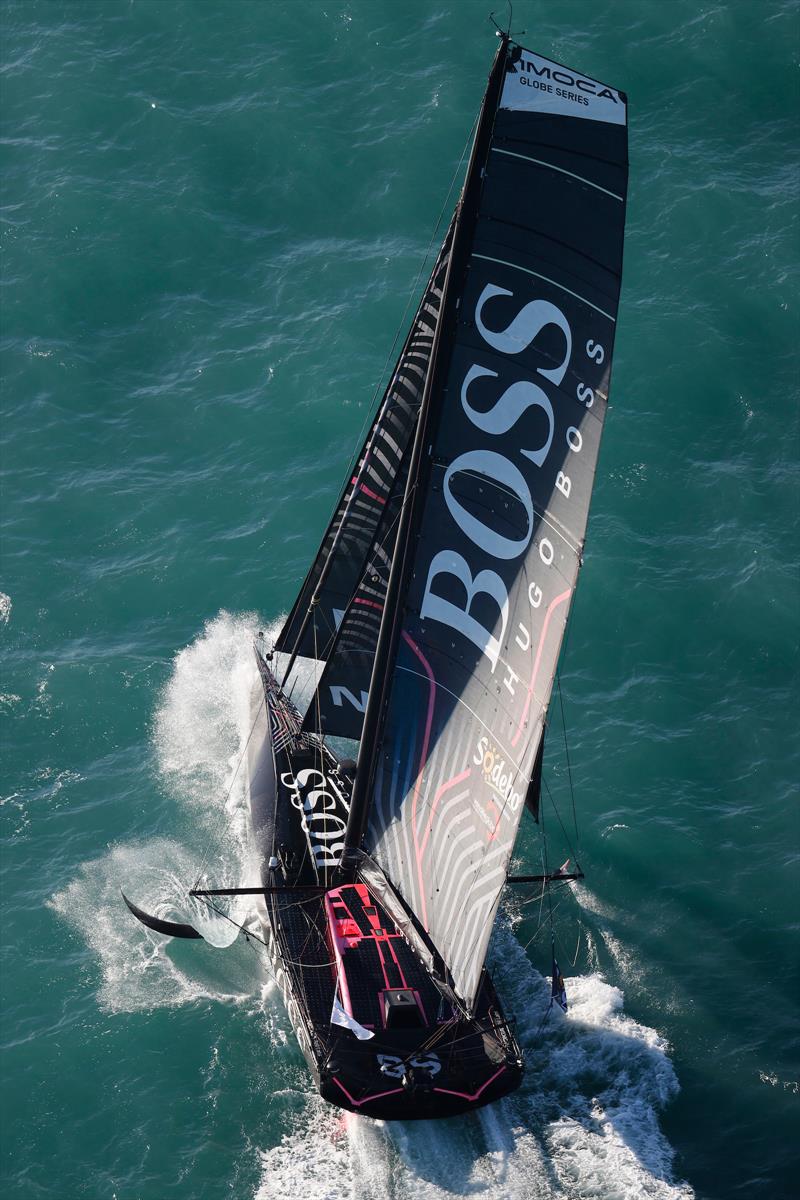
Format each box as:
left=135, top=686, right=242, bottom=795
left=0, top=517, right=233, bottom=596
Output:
left=330, top=996, right=374, bottom=1040
left=551, top=951, right=568, bottom=1013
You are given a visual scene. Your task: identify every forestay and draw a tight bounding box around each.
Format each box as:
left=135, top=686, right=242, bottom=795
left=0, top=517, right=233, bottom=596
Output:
left=358, top=41, right=629, bottom=1012
left=299, top=222, right=454, bottom=735
left=276, top=223, right=454, bottom=666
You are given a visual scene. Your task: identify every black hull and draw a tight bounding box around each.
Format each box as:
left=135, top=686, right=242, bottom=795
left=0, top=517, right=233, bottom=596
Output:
left=246, top=656, right=524, bottom=1120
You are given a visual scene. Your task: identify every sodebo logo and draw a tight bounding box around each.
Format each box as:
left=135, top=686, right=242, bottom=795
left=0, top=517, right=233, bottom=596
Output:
left=473, top=735, right=522, bottom=814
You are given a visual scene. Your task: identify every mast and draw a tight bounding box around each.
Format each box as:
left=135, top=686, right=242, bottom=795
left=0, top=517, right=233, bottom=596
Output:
left=342, top=36, right=511, bottom=870
left=339, top=37, right=629, bottom=1009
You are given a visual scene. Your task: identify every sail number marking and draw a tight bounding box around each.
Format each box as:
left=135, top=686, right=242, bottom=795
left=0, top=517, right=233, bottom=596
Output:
left=377, top=1052, right=442, bottom=1078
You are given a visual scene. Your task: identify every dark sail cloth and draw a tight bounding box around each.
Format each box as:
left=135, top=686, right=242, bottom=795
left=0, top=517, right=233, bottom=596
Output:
left=349, top=43, right=628, bottom=1013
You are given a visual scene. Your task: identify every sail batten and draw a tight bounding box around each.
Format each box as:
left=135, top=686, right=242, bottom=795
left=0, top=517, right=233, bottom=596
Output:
left=341, top=39, right=628, bottom=1012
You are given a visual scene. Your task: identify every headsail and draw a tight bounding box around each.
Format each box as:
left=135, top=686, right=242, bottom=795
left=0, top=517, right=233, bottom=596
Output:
left=275, top=221, right=454, bottom=666
left=347, top=40, right=628, bottom=1012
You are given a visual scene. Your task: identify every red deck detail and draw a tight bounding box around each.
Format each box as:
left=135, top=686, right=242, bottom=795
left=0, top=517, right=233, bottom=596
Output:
left=324, top=883, right=429, bottom=1029
left=324, top=891, right=355, bottom=1017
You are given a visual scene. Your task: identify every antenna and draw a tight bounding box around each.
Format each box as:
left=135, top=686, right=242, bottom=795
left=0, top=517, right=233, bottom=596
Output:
left=488, top=3, right=525, bottom=40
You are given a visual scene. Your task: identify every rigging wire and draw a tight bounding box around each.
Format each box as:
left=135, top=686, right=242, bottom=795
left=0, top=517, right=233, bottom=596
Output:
left=541, top=776, right=579, bottom=868
left=334, top=106, right=481, bottom=489
left=556, top=668, right=580, bottom=850
left=277, top=104, right=480, bottom=696
left=488, top=2, right=513, bottom=38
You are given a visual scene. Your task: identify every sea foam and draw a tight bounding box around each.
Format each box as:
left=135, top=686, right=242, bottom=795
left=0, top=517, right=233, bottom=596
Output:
left=52, top=612, right=691, bottom=1197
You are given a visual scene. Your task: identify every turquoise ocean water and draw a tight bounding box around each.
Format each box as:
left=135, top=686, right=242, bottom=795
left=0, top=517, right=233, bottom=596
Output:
left=2, top=2, right=798, bottom=1197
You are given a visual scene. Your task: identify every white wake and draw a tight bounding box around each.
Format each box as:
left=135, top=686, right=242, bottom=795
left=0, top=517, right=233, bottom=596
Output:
left=50, top=610, right=274, bottom=1010
left=50, top=610, right=692, bottom=1198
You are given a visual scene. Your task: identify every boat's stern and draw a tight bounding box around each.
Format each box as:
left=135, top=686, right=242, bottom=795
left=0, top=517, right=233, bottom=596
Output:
left=316, top=882, right=523, bottom=1118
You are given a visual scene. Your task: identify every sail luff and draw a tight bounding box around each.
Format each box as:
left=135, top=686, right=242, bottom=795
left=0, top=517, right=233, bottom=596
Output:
left=278, top=399, right=390, bottom=686
left=342, top=36, right=511, bottom=872
left=300, top=220, right=456, bottom=738
left=524, top=731, right=545, bottom=822
left=274, top=321, right=424, bottom=669
left=273, top=410, right=379, bottom=659
left=275, top=227, right=459, bottom=672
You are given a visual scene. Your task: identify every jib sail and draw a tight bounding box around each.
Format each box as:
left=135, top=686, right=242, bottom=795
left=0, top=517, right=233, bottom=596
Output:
left=275, top=222, right=454, bottom=666
left=347, top=39, right=629, bottom=1013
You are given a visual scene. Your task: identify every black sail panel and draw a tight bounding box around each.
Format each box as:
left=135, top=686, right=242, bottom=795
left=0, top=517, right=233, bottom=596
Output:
left=361, top=43, right=628, bottom=1012
left=300, top=493, right=396, bottom=739
left=299, top=225, right=455, bottom=736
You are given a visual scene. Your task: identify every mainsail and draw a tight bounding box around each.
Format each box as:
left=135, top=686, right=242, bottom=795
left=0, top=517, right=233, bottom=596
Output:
left=275, top=222, right=454, bottom=666
left=344, top=40, right=629, bottom=1012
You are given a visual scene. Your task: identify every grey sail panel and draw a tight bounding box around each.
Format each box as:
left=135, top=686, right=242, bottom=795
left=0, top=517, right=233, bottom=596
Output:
left=361, top=43, right=629, bottom=1012
left=300, top=222, right=455, bottom=737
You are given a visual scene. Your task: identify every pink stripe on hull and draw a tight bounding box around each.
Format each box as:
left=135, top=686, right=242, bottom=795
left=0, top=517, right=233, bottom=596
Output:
left=331, top=1077, right=405, bottom=1108
left=434, top=1065, right=507, bottom=1101
left=332, top=1067, right=506, bottom=1109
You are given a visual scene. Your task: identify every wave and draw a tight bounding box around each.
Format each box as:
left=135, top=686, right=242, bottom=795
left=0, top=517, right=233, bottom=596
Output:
left=255, top=934, right=692, bottom=1199
left=50, top=611, right=275, bottom=1010
left=50, top=611, right=691, bottom=1197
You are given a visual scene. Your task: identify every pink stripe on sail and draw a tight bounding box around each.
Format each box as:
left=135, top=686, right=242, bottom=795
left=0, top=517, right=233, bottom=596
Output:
left=350, top=475, right=386, bottom=504
left=401, top=631, right=437, bottom=932
left=511, top=589, right=572, bottom=749
left=420, top=767, right=471, bottom=858
left=354, top=597, right=384, bottom=611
